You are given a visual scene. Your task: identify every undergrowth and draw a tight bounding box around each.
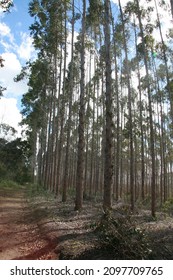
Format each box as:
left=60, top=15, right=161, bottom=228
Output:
left=26, top=183, right=54, bottom=200
left=0, top=179, right=21, bottom=189
left=162, top=199, right=173, bottom=216
left=94, top=211, right=152, bottom=259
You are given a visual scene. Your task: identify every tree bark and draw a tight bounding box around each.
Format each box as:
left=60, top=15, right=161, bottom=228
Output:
left=103, top=0, right=114, bottom=211
left=75, top=0, right=86, bottom=211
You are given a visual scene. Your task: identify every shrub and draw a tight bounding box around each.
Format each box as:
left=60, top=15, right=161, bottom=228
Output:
left=162, top=199, right=173, bottom=215
left=0, top=179, right=20, bottom=189
left=95, top=211, right=152, bottom=259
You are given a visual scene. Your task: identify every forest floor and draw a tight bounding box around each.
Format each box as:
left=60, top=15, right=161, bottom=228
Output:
left=0, top=185, right=173, bottom=260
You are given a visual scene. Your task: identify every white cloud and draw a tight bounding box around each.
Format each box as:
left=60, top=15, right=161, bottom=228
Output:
left=0, top=22, right=11, bottom=36
left=17, top=32, right=35, bottom=61
left=0, top=21, right=15, bottom=49
left=0, top=52, right=28, bottom=98
left=0, top=23, right=35, bottom=60
left=0, top=97, right=22, bottom=137
left=2, top=52, right=20, bottom=70
left=0, top=29, right=35, bottom=60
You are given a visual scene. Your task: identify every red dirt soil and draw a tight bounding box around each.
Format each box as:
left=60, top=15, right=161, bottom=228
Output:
left=0, top=187, right=58, bottom=260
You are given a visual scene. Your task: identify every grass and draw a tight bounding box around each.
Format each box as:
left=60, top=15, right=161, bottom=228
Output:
left=26, top=183, right=55, bottom=201
left=0, top=179, right=21, bottom=190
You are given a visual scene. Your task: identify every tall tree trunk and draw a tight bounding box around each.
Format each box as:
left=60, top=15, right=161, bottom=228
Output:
left=62, top=0, right=75, bottom=202
left=119, top=0, right=134, bottom=211
left=103, top=0, right=114, bottom=211
left=111, top=11, right=120, bottom=201
left=75, top=0, right=86, bottom=211
left=56, top=7, right=67, bottom=196
left=133, top=17, right=145, bottom=200
left=136, top=0, right=156, bottom=217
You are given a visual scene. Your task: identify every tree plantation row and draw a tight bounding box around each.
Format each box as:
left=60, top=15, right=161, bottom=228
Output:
left=1, top=0, right=173, bottom=217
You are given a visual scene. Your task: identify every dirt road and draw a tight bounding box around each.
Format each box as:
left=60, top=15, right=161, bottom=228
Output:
left=0, top=186, right=58, bottom=260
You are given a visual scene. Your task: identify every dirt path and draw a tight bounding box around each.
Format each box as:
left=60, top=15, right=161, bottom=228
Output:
left=0, top=187, right=58, bottom=260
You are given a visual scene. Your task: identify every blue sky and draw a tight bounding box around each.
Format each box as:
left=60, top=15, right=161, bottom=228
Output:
left=0, top=0, right=35, bottom=135
left=1, top=0, right=33, bottom=41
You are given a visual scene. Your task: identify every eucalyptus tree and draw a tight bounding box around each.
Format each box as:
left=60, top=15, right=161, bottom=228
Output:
left=53, top=0, right=70, bottom=195
left=62, top=0, right=75, bottom=202
left=85, top=0, right=104, bottom=198
left=28, top=0, right=54, bottom=186
left=75, top=0, right=86, bottom=211
left=20, top=58, right=51, bottom=183
left=127, top=0, right=157, bottom=216
left=118, top=0, right=135, bottom=211
left=28, top=0, right=72, bottom=191
left=103, top=0, right=114, bottom=211
left=111, top=16, right=121, bottom=202
left=132, top=18, right=146, bottom=201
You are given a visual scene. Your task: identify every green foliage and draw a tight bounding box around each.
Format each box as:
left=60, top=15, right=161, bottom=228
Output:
left=136, top=195, right=152, bottom=209
left=0, top=85, right=6, bottom=97
left=0, top=0, right=13, bottom=11
left=0, top=162, right=7, bottom=179
left=0, top=179, right=20, bottom=189
left=0, top=123, right=17, bottom=138
left=0, top=133, right=32, bottom=184
left=27, top=183, right=44, bottom=196
left=14, top=63, right=30, bottom=82
left=66, top=187, right=76, bottom=198
left=162, top=199, right=173, bottom=216
left=27, top=183, right=55, bottom=202
left=86, top=0, right=104, bottom=40
left=95, top=212, right=152, bottom=259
